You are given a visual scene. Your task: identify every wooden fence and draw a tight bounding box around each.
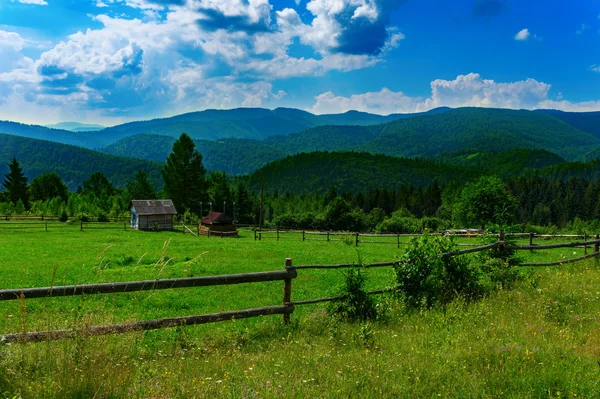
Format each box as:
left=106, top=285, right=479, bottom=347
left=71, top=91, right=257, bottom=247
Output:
left=252, top=228, right=594, bottom=248
left=2, top=236, right=600, bottom=345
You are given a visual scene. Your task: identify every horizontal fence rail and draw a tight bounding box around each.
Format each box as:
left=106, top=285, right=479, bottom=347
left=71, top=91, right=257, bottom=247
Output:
left=0, top=270, right=297, bottom=301
left=1, top=305, right=295, bottom=344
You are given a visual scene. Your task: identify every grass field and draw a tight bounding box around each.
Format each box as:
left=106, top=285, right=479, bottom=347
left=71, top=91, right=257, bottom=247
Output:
left=1, top=224, right=600, bottom=398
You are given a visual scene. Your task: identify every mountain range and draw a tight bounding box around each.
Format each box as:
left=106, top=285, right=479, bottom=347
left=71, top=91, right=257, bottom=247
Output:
left=2, top=106, right=600, bottom=193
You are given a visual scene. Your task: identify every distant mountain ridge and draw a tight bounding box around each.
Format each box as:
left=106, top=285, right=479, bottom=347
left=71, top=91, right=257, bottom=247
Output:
left=0, top=107, right=452, bottom=149
left=45, top=122, right=106, bottom=132
left=101, top=107, right=600, bottom=175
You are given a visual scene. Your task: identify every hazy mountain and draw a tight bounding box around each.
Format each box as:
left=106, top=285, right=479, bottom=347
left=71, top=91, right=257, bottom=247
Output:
left=0, top=121, right=105, bottom=149
left=45, top=122, right=106, bottom=132
left=0, top=134, right=162, bottom=190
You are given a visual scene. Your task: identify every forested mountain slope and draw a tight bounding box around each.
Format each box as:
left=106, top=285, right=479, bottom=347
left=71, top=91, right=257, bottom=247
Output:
left=357, top=108, right=599, bottom=161
left=246, top=151, right=481, bottom=194
left=536, top=109, right=600, bottom=139
left=102, top=134, right=285, bottom=175
left=0, top=134, right=162, bottom=190
left=430, top=149, right=566, bottom=176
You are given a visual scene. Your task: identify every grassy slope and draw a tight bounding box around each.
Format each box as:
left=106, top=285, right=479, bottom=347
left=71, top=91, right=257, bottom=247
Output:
left=0, top=133, right=163, bottom=190
left=0, top=227, right=599, bottom=397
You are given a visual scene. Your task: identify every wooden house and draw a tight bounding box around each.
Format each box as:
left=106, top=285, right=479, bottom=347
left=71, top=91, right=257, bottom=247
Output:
left=130, top=200, right=177, bottom=231
left=199, top=211, right=238, bottom=237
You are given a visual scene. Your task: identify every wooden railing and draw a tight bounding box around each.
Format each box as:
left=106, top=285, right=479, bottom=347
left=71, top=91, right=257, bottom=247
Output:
left=2, top=236, right=600, bottom=345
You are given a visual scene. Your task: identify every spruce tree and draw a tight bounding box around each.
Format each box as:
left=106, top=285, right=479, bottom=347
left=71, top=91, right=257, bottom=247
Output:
left=126, top=170, right=157, bottom=201
left=161, top=133, right=207, bottom=214
left=2, top=158, right=29, bottom=208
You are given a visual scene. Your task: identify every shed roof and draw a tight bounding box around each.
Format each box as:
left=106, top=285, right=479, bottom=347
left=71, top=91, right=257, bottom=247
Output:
left=130, top=200, right=177, bottom=216
left=201, top=212, right=233, bottom=225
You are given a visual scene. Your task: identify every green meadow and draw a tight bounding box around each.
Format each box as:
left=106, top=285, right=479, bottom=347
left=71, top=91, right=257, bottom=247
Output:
left=1, top=224, right=599, bottom=398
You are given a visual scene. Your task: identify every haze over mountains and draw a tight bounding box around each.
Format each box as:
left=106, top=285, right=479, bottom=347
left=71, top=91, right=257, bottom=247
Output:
left=2, top=106, right=600, bottom=193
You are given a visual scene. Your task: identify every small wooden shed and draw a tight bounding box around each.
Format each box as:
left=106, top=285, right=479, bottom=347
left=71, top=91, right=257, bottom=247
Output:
left=130, top=200, right=177, bottom=231
left=199, top=212, right=237, bottom=237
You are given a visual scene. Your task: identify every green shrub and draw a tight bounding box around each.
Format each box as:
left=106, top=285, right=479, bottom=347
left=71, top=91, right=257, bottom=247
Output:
left=328, top=268, right=377, bottom=322
left=394, top=234, right=483, bottom=308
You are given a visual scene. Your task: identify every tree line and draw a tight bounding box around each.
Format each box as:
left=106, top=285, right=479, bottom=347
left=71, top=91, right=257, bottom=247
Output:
left=2, top=132, right=600, bottom=232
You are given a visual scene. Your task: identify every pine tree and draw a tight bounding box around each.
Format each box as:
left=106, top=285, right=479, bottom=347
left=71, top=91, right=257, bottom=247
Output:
left=161, top=133, right=207, bottom=214
left=126, top=170, right=157, bottom=201
left=2, top=158, right=29, bottom=208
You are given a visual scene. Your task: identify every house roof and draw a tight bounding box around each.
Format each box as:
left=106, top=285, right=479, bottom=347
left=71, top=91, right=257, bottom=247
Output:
left=130, top=200, right=177, bottom=216
left=201, top=212, right=233, bottom=225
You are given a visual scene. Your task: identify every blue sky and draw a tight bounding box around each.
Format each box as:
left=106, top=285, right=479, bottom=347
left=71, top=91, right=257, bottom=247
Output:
left=0, top=0, right=598, bottom=125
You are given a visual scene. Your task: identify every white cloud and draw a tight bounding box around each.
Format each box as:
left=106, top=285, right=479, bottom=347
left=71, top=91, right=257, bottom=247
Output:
left=514, top=28, right=530, bottom=41
left=309, top=73, right=600, bottom=115
left=514, top=28, right=542, bottom=41
left=0, top=0, right=404, bottom=123
left=309, top=88, right=421, bottom=115
left=590, top=65, right=600, bottom=73
left=16, top=0, right=48, bottom=5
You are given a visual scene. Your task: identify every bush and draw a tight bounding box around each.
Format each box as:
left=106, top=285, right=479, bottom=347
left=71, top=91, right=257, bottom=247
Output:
left=394, top=234, right=483, bottom=308
left=97, top=213, right=109, bottom=222
left=329, top=268, right=377, bottom=322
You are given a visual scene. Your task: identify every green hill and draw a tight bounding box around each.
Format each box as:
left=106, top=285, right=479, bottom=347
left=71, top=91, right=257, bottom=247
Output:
left=430, top=148, right=565, bottom=177
left=0, top=134, right=163, bottom=191
left=536, top=109, right=600, bottom=139
left=101, top=134, right=285, bottom=175
left=357, top=108, right=599, bottom=161
left=245, top=151, right=481, bottom=194
left=92, top=107, right=438, bottom=145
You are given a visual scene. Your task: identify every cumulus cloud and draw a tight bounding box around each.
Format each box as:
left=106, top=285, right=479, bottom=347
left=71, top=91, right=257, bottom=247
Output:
left=309, top=88, right=421, bottom=115
left=514, top=28, right=530, bottom=41
left=310, top=73, right=599, bottom=114
left=0, top=0, right=407, bottom=123
left=514, top=28, right=541, bottom=41
left=590, top=65, right=600, bottom=73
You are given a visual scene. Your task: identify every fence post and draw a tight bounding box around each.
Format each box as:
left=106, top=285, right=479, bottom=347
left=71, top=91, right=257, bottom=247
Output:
left=355, top=232, right=359, bottom=247
left=397, top=233, right=400, bottom=248
left=327, top=231, right=330, bottom=242
left=302, top=230, right=305, bottom=241
left=80, top=221, right=83, bottom=231
left=529, top=232, right=534, bottom=247
left=498, top=232, right=506, bottom=262
left=283, top=258, right=293, bottom=324
left=585, top=233, right=588, bottom=255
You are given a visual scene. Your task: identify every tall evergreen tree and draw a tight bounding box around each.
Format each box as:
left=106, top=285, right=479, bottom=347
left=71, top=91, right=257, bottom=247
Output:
left=126, top=170, right=157, bottom=201
left=161, top=133, right=207, bottom=214
left=2, top=158, right=29, bottom=208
